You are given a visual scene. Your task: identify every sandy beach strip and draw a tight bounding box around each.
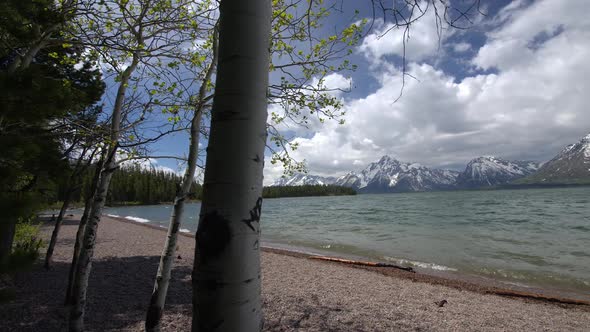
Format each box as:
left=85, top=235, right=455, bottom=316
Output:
left=2, top=215, right=589, bottom=331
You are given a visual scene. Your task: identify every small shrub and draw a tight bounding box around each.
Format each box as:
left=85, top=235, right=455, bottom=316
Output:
left=13, top=217, right=44, bottom=259
left=0, top=217, right=45, bottom=273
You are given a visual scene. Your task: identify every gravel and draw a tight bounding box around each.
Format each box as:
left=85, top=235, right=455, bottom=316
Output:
left=1, top=215, right=589, bottom=331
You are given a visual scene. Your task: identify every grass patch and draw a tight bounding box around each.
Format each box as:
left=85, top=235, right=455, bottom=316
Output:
left=0, top=217, right=45, bottom=274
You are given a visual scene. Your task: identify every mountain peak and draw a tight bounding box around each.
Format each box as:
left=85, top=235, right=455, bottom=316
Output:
left=272, top=173, right=335, bottom=186
left=273, top=134, right=589, bottom=191
left=457, top=156, right=539, bottom=188
left=335, top=156, right=458, bottom=193
left=518, top=134, right=590, bottom=184
left=473, top=155, right=498, bottom=162
left=378, top=155, right=397, bottom=164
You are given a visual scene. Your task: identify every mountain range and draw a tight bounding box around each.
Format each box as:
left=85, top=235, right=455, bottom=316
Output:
left=272, top=133, right=590, bottom=193
left=516, top=133, right=590, bottom=185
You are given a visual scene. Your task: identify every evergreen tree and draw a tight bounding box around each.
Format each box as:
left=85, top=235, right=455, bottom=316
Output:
left=262, top=185, right=356, bottom=198
left=62, top=164, right=201, bottom=205
left=0, top=0, right=104, bottom=263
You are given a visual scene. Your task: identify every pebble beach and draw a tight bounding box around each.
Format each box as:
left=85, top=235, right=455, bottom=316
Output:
left=2, top=215, right=589, bottom=331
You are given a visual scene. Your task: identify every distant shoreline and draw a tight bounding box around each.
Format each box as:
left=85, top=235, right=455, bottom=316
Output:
left=46, top=184, right=590, bottom=211
left=354, top=182, right=590, bottom=194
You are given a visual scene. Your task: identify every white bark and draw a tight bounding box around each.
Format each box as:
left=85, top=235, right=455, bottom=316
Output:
left=7, top=10, right=65, bottom=73
left=65, top=192, right=90, bottom=305
left=65, top=154, right=105, bottom=306
left=145, top=28, right=218, bottom=332
left=192, top=0, right=271, bottom=331
left=68, top=55, right=138, bottom=332
left=44, top=192, right=71, bottom=269
left=68, top=152, right=116, bottom=332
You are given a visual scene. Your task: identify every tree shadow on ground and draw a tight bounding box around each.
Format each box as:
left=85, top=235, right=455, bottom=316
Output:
left=0, top=255, right=192, bottom=331
left=38, top=217, right=84, bottom=227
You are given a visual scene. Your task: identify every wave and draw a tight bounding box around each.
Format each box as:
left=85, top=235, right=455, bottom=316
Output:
left=124, top=216, right=150, bottom=223
left=180, top=228, right=191, bottom=233
left=384, top=256, right=457, bottom=271
left=107, top=214, right=121, bottom=218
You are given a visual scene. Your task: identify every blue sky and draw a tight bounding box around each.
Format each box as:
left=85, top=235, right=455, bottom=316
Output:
left=133, top=0, right=590, bottom=184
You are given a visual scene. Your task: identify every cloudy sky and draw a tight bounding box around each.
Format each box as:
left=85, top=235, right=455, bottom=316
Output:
left=149, top=0, right=590, bottom=184
left=259, top=0, right=590, bottom=184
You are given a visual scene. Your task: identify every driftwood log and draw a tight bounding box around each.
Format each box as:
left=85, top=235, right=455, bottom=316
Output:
left=309, top=256, right=415, bottom=273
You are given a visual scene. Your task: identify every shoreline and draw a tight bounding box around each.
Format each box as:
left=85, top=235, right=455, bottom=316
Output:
left=5, top=213, right=589, bottom=331
left=107, top=214, right=590, bottom=307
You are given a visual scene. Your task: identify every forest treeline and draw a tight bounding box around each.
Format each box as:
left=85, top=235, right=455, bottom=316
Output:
left=108, top=166, right=201, bottom=205
left=263, top=184, right=356, bottom=198
left=55, top=166, right=356, bottom=205
left=56, top=165, right=202, bottom=205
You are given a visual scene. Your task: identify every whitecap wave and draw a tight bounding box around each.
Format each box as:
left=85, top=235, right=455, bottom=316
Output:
left=180, top=228, right=191, bottom=233
left=107, top=214, right=121, bottom=218
left=124, top=216, right=150, bottom=223
left=384, top=256, right=457, bottom=271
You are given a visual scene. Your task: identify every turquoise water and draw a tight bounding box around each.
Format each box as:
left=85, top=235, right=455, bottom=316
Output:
left=104, top=187, right=590, bottom=297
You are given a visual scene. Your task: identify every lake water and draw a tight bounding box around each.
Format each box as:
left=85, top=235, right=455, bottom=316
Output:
left=104, top=187, right=590, bottom=299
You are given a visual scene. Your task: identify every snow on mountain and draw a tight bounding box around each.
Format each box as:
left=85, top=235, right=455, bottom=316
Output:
left=272, top=173, right=336, bottom=186
left=584, top=134, right=590, bottom=159
left=455, top=156, right=539, bottom=188
left=334, top=156, right=459, bottom=193
left=519, top=133, right=590, bottom=184
left=272, top=134, right=590, bottom=192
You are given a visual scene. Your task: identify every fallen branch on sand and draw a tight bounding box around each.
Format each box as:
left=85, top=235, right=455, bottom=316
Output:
left=310, top=256, right=415, bottom=273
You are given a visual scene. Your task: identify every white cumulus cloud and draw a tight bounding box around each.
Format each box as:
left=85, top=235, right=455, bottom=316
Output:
left=264, top=0, right=590, bottom=185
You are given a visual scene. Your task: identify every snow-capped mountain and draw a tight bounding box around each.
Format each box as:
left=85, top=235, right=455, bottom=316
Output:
left=334, top=156, right=459, bottom=193
left=455, top=156, right=540, bottom=188
left=272, top=173, right=336, bottom=186
left=272, top=134, right=590, bottom=192
left=518, top=133, right=590, bottom=184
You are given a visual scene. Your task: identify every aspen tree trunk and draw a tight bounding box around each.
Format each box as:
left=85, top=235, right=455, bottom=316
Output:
left=68, top=55, right=138, bottom=332
left=144, top=125, right=201, bottom=330
left=65, top=153, right=105, bottom=305
left=45, top=148, right=90, bottom=270
left=192, top=0, right=271, bottom=330
left=44, top=191, right=73, bottom=269
left=145, top=28, right=218, bottom=332
left=64, top=194, right=90, bottom=305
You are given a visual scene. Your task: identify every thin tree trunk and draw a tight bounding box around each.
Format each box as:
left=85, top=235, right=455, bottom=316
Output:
left=65, top=192, right=91, bottom=305
left=0, top=218, right=17, bottom=266
left=145, top=116, right=202, bottom=330
left=45, top=148, right=90, bottom=270
left=20, top=39, right=49, bottom=68
left=65, top=153, right=105, bottom=306
left=7, top=25, right=57, bottom=73
left=68, top=53, right=138, bottom=332
left=145, top=27, right=218, bottom=332
left=68, top=152, right=116, bottom=332
left=192, top=1, right=271, bottom=330
left=44, top=191, right=73, bottom=269
left=7, top=0, right=73, bottom=73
